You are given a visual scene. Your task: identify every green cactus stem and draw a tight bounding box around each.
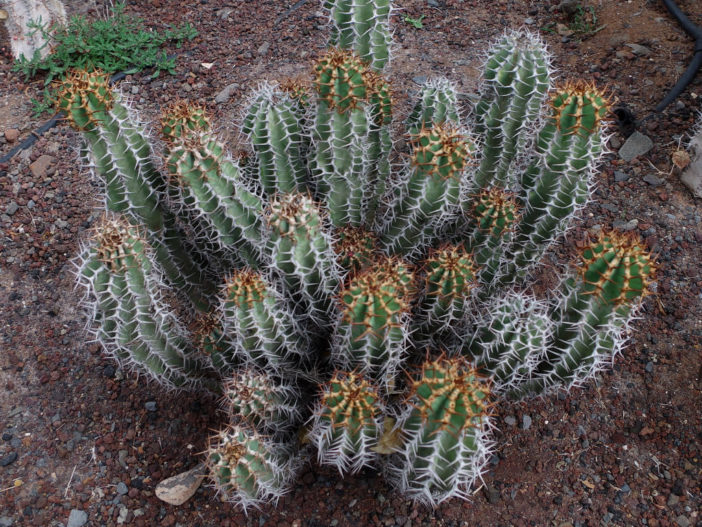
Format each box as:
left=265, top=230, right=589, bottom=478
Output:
left=309, top=371, right=383, bottom=474
left=242, top=83, right=310, bottom=197
left=160, top=99, right=211, bottom=146
left=464, top=291, right=551, bottom=392
left=223, top=369, right=302, bottom=433
left=332, top=258, right=413, bottom=389
left=311, top=48, right=389, bottom=227
left=164, top=127, right=266, bottom=268
left=190, top=311, right=239, bottom=376
left=468, top=187, right=520, bottom=290
left=406, top=77, right=461, bottom=135
left=76, top=215, right=215, bottom=390
left=380, top=123, right=471, bottom=257
left=207, top=425, right=299, bottom=511
left=472, top=30, right=552, bottom=190
left=266, top=193, right=340, bottom=326
left=414, top=244, right=477, bottom=346
left=388, top=356, right=493, bottom=506
left=508, top=82, right=610, bottom=280
left=324, top=0, right=391, bottom=70
left=221, top=269, right=309, bottom=374
left=56, top=70, right=212, bottom=310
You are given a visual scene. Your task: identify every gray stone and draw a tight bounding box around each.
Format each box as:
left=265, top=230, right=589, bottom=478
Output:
left=257, top=41, right=271, bottom=56
left=504, top=415, right=517, bottom=426
left=675, top=516, right=690, bottom=527
left=215, top=83, right=240, bottom=104
left=155, top=463, right=207, bottom=505
left=643, top=174, right=663, bottom=186
left=619, top=131, right=653, bottom=162
left=145, top=401, right=157, bottom=412
left=612, top=218, right=638, bottom=231
left=626, top=43, right=651, bottom=56
left=116, top=481, right=128, bottom=495
left=5, top=202, right=18, bottom=216
left=524, top=17, right=535, bottom=25
left=0, top=517, right=13, bottom=527
left=667, top=493, right=679, bottom=506
left=645, top=361, right=653, bottom=373
left=67, top=509, right=88, bottom=527
left=614, top=170, right=629, bottom=182
left=681, top=127, right=702, bottom=198
left=485, top=485, right=500, bottom=504
left=0, top=452, right=17, bottom=466
left=521, top=415, right=532, bottom=430
left=412, top=76, right=427, bottom=85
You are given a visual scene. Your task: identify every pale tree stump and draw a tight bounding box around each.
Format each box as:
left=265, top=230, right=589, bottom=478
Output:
left=0, top=0, right=67, bottom=60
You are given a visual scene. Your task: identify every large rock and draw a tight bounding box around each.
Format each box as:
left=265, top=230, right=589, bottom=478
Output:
left=155, top=463, right=207, bottom=506
left=1, top=0, right=67, bottom=60
left=681, top=127, right=702, bottom=199
left=618, top=131, right=653, bottom=162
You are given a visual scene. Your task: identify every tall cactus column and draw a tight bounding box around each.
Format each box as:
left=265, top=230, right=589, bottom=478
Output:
left=471, top=30, right=552, bottom=191
left=56, top=70, right=211, bottom=310
left=380, top=123, right=471, bottom=257
left=388, top=357, right=493, bottom=506
left=311, top=49, right=389, bottom=227
left=76, top=215, right=215, bottom=390
left=324, top=0, right=391, bottom=70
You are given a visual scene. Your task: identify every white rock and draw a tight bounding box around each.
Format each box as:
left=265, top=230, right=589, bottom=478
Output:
left=155, top=463, right=207, bottom=506
left=681, top=127, right=702, bottom=199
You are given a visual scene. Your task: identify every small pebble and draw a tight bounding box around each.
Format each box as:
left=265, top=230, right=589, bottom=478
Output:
left=521, top=415, right=532, bottom=430
left=116, top=481, right=128, bottom=495
left=145, top=401, right=157, bottom=412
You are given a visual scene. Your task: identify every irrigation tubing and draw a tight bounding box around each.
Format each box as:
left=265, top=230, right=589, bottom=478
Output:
left=655, top=0, right=702, bottom=112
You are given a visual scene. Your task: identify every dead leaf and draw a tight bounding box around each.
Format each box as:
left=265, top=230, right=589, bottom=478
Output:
left=200, top=62, right=215, bottom=70
left=371, top=417, right=403, bottom=454
left=672, top=149, right=691, bottom=170
left=582, top=479, right=595, bottom=489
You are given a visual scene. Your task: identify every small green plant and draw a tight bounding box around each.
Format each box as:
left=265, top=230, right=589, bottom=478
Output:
left=403, top=14, right=425, bottom=29
left=13, top=3, right=196, bottom=114
left=541, top=2, right=604, bottom=38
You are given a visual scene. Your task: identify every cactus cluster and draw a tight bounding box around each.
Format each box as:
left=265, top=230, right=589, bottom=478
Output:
left=66, top=0, right=655, bottom=510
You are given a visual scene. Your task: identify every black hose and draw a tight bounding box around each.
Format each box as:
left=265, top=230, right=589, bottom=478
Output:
left=655, top=0, right=702, bottom=112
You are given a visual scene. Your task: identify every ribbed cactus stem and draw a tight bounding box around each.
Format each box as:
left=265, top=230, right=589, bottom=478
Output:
left=223, top=369, right=302, bottom=433
left=242, top=83, right=310, bottom=197
left=164, top=128, right=266, bottom=268
left=508, top=82, right=610, bottom=279
left=324, top=0, right=391, bottom=70
left=512, top=232, right=655, bottom=398
left=190, top=311, right=238, bottom=375
left=414, top=244, right=477, bottom=346
left=333, top=226, right=378, bottom=274
left=332, top=258, right=413, bottom=388
left=221, top=269, right=308, bottom=373
left=465, top=292, right=551, bottom=392
left=267, top=193, right=340, bottom=325
left=388, top=356, right=493, bottom=506
left=406, top=77, right=461, bottom=135
left=468, top=188, right=520, bottom=290
left=310, top=371, right=383, bottom=474
left=76, top=215, right=214, bottom=390
left=380, top=123, right=471, bottom=257
left=56, top=70, right=211, bottom=310
left=207, top=425, right=298, bottom=511
left=472, top=30, right=552, bottom=190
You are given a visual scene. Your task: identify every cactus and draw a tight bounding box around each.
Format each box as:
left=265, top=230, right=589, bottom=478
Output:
left=387, top=356, right=493, bottom=506
left=207, top=425, right=299, bottom=511
left=75, top=215, right=215, bottom=390
left=309, top=371, right=383, bottom=474
left=65, top=0, right=654, bottom=510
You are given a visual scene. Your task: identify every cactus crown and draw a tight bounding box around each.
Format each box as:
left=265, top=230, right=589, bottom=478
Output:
left=93, top=216, right=144, bottom=272
left=579, top=231, right=655, bottom=305
left=320, top=371, right=380, bottom=431
left=334, top=227, right=378, bottom=273
left=279, top=77, right=312, bottom=106
left=410, top=357, right=491, bottom=432
left=160, top=100, right=211, bottom=144
left=225, top=270, right=270, bottom=308
left=473, top=188, right=520, bottom=236
left=424, top=245, right=477, bottom=300
left=550, top=81, right=610, bottom=137
left=314, top=48, right=372, bottom=112
left=55, top=69, right=113, bottom=130
left=267, top=193, right=324, bottom=236
left=190, top=311, right=226, bottom=355
left=411, top=123, right=471, bottom=180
